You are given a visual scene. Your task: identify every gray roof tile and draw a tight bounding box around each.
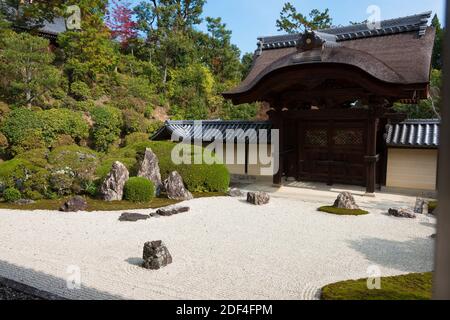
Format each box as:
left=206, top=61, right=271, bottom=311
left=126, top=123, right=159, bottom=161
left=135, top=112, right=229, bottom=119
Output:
left=152, top=120, right=273, bottom=144
left=258, top=11, right=432, bottom=51
left=385, top=119, right=440, bottom=148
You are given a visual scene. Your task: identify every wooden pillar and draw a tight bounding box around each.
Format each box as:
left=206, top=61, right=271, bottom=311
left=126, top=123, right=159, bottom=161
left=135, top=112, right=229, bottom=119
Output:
left=434, top=0, right=450, bottom=299
left=269, top=107, right=284, bottom=186
left=364, top=108, right=379, bottom=194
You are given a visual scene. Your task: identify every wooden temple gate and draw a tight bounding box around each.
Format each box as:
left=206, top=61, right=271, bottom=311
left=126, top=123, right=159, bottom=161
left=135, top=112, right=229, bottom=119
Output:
left=223, top=15, right=435, bottom=193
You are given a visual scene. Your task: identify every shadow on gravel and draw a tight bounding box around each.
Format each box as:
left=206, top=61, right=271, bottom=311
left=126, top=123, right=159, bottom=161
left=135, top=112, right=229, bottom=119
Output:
left=347, top=237, right=434, bottom=273
left=0, top=260, right=124, bottom=300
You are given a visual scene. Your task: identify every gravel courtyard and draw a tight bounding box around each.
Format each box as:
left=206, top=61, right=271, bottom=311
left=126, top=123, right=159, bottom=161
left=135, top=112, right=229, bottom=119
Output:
left=0, top=189, right=436, bottom=300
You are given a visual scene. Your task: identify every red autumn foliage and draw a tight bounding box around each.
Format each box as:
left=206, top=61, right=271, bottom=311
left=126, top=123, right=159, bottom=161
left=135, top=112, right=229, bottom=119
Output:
left=107, top=0, right=137, bottom=48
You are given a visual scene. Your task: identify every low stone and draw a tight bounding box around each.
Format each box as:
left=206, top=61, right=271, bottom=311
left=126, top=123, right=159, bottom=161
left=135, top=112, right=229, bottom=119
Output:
left=14, top=199, right=36, bottom=205
left=119, top=212, right=149, bottom=222
left=247, top=192, right=270, bottom=205
left=142, top=241, right=172, bottom=270
left=59, top=196, right=88, bottom=212
left=228, top=188, right=244, bottom=197
left=156, top=206, right=190, bottom=217
left=137, top=148, right=163, bottom=196
left=414, top=198, right=425, bottom=214
left=163, top=171, right=193, bottom=201
left=99, top=161, right=130, bottom=201
left=333, top=192, right=360, bottom=210
left=388, top=208, right=416, bottom=219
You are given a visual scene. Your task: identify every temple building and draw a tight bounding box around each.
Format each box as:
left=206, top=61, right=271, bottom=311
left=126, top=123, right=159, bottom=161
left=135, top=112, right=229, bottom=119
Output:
left=221, top=12, right=437, bottom=194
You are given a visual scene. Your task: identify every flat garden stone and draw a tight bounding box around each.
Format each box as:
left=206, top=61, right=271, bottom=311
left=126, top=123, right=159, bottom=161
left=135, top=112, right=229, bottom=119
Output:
left=119, top=212, right=149, bottom=222
left=59, top=196, right=88, bottom=212
left=247, top=192, right=270, bottom=205
left=155, top=206, right=190, bottom=217
left=142, top=241, right=172, bottom=270
left=14, top=199, right=35, bottom=205
left=228, top=188, right=245, bottom=197
left=388, top=208, right=417, bottom=219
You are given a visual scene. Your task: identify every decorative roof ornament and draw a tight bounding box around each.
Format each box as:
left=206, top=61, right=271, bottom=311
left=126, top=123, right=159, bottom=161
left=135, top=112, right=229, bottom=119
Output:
left=297, top=30, right=337, bottom=52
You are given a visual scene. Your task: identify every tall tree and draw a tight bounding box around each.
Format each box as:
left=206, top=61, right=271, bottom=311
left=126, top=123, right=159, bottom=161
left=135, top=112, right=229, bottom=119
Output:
left=0, top=0, right=64, bottom=29
left=0, top=31, right=60, bottom=106
left=107, top=0, right=137, bottom=49
left=276, top=2, right=332, bottom=34
left=202, top=17, right=241, bottom=82
left=431, top=14, right=443, bottom=70
left=58, top=0, right=118, bottom=83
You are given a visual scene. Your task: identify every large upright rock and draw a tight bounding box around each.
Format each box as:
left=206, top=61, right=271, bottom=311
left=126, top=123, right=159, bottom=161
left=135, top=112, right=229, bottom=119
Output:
left=333, top=192, right=360, bottom=210
left=100, top=161, right=129, bottom=201
left=137, top=148, right=163, bottom=196
left=163, top=171, right=193, bottom=201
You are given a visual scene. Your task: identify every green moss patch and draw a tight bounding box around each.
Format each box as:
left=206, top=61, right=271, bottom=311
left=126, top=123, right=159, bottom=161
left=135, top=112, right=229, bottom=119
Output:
left=318, top=206, right=369, bottom=216
left=321, top=272, right=433, bottom=300
left=0, top=192, right=226, bottom=212
left=428, top=201, right=438, bottom=214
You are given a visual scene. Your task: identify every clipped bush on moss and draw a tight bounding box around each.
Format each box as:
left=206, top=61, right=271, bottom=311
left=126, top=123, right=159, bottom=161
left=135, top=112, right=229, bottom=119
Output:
left=318, top=206, right=369, bottom=216
left=123, top=177, right=155, bottom=202
left=3, top=187, right=21, bottom=202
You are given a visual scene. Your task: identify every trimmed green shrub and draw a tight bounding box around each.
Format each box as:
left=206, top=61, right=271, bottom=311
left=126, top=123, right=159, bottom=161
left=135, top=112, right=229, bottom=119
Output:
left=1, top=108, right=42, bottom=146
left=38, top=108, right=89, bottom=144
left=70, top=81, right=91, bottom=101
left=123, top=177, right=155, bottom=202
left=318, top=206, right=369, bottom=216
left=124, top=132, right=149, bottom=146
left=24, top=190, right=44, bottom=201
left=0, top=108, right=89, bottom=153
left=122, top=109, right=150, bottom=134
left=91, top=106, right=123, bottom=152
left=3, top=187, right=21, bottom=202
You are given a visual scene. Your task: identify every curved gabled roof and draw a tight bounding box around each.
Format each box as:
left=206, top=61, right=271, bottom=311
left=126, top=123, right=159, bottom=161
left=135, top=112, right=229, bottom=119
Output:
left=224, top=12, right=435, bottom=104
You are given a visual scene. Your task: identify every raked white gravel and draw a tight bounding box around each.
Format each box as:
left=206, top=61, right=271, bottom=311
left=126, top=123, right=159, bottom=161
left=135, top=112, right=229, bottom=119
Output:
left=0, top=193, right=436, bottom=300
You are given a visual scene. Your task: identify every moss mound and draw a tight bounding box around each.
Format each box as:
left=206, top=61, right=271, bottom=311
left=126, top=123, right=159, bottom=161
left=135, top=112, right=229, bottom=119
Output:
left=321, top=272, right=433, bottom=300
left=428, top=201, right=438, bottom=214
left=318, top=206, right=369, bottom=216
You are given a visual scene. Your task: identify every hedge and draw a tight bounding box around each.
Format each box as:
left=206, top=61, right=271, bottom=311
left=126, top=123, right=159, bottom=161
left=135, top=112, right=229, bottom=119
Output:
left=3, top=187, right=21, bottom=202
left=124, top=177, right=155, bottom=202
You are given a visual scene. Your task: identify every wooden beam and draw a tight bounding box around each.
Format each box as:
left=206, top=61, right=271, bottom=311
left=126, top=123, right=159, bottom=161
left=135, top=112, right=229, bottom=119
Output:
left=433, top=0, right=450, bottom=300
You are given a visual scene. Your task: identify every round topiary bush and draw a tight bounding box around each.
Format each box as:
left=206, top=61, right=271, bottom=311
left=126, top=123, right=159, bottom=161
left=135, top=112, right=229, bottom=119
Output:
left=123, top=177, right=155, bottom=203
left=3, top=187, right=21, bottom=202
